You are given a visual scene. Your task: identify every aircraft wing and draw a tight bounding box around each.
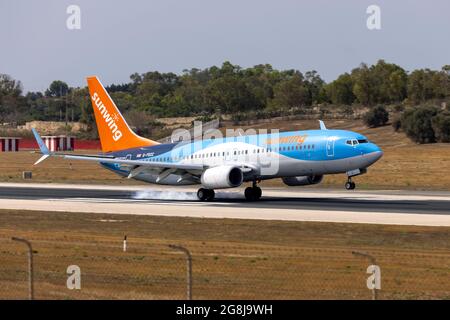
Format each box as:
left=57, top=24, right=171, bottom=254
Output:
left=58, top=154, right=204, bottom=171
left=31, top=128, right=264, bottom=183
left=31, top=128, right=204, bottom=172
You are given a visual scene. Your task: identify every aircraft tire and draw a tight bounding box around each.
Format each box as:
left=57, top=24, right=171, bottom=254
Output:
left=345, top=182, right=356, bottom=190
left=197, top=188, right=209, bottom=201
left=245, top=187, right=262, bottom=201
left=206, top=189, right=215, bottom=201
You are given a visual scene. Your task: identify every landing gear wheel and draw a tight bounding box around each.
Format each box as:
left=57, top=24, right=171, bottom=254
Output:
left=244, top=186, right=262, bottom=201
left=197, top=188, right=215, bottom=201
left=254, top=186, right=262, bottom=199
left=345, top=181, right=356, bottom=190
left=206, top=189, right=215, bottom=201
left=245, top=187, right=255, bottom=201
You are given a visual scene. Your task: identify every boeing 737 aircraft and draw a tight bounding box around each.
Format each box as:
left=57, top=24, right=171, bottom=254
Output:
left=32, top=76, right=383, bottom=201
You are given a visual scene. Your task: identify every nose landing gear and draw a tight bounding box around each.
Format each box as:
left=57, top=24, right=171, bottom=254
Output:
left=345, top=178, right=356, bottom=190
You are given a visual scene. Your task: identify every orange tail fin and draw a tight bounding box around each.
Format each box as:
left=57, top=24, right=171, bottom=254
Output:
left=86, top=76, right=159, bottom=153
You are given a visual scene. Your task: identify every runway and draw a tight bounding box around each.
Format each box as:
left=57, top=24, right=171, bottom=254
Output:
left=0, top=183, right=449, bottom=226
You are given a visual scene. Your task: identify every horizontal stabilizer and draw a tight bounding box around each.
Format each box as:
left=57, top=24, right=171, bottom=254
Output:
left=34, top=154, right=50, bottom=166
left=31, top=128, right=51, bottom=165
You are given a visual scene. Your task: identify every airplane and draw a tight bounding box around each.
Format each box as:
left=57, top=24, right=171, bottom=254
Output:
left=32, top=76, right=383, bottom=201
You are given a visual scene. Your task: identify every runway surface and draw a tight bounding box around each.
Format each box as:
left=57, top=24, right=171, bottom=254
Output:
left=0, top=183, right=449, bottom=226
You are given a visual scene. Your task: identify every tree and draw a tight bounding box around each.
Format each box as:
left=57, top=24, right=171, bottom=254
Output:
left=0, top=74, right=22, bottom=97
left=350, top=60, right=408, bottom=105
left=370, top=60, right=407, bottom=103
left=325, top=73, right=355, bottom=105
left=386, top=69, right=407, bottom=102
left=407, top=68, right=449, bottom=103
left=269, top=72, right=310, bottom=110
left=0, top=74, right=25, bottom=123
left=351, top=63, right=375, bottom=105
left=363, top=105, right=389, bottom=127
left=304, top=70, right=327, bottom=104
left=204, top=75, right=260, bottom=114
left=45, top=80, right=69, bottom=97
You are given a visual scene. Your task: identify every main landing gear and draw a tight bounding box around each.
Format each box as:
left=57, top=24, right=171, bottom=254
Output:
left=197, top=188, right=215, bottom=201
left=244, top=181, right=262, bottom=201
left=345, top=178, right=356, bottom=190
left=196, top=181, right=263, bottom=202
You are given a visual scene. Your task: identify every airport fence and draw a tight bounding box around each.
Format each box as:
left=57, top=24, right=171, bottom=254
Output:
left=0, top=236, right=449, bottom=300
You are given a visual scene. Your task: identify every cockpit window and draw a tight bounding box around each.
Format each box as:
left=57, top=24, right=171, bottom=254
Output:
left=358, top=139, right=368, bottom=144
left=346, top=139, right=361, bottom=146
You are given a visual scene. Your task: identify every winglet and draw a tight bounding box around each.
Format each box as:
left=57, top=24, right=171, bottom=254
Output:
left=319, top=120, right=327, bottom=130
left=31, top=128, right=51, bottom=165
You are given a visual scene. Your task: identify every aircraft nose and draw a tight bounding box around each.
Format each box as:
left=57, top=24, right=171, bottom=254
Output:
left=371, top=150, right=383, bottom=162
left=372, top=143, right=382, bottom=153
left=365, top=144, right=383, bottom=165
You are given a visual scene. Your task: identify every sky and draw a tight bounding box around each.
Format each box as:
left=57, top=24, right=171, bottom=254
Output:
left=0, top=0, right=449, bottom=92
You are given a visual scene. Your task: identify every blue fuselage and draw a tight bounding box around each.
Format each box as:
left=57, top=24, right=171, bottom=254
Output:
left=100, top=129, right=383, bottom=186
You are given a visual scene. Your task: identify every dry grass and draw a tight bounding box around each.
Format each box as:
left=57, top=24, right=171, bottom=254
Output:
left=0, top=210, right=449, bottom=300
left=0, top=151, right=143, bottom=185
left=1, top=119, right=449, bottom=190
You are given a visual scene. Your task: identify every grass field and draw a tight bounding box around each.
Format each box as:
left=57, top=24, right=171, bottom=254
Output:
left=0, top=119, right=449, bottom=189
left=0, top=209, right=449, bottom=300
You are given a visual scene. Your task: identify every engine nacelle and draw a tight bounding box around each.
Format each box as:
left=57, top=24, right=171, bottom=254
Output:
left=201, top=166, right=244, bottom=189
left=282, top=175, right=323, bottom=186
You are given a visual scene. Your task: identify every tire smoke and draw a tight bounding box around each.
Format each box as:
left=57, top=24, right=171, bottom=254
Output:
left=133, top=189, right=243, bottom=201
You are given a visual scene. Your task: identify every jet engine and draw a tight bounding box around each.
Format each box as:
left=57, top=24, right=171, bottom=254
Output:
left=201, top=166, right=244, bottom=189
left=282, top=175, right=323, bottom=186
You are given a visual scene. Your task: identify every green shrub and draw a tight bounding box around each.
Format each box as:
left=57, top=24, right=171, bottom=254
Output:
left=363, top=105, right=389, bottom=127
left=401, top=106, right=438, bottom=143
left=432, top=112, right=450, bottom=143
